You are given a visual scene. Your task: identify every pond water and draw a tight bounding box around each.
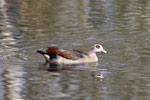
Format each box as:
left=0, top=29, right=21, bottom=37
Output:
left=1, top=0, right=150, bottom=100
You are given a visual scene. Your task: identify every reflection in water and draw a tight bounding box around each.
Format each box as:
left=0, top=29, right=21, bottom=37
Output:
left=0, top=0, right=25, bottom=100
left=3, top=66, right=25, bottom=100
left=46, top=62, right=106, bottom=81
left=0, top=65, right=5, bottom=100
left=36, top=63, right=105, bottom=100
left=43, top=61, right=99, bottom=71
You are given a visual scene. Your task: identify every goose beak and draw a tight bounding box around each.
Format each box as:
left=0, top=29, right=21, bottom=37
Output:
left=101, top=50, right=108, bottom=54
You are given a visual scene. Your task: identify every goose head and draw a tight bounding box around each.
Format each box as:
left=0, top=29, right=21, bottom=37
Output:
left=90, top=44, right=107, bottom=54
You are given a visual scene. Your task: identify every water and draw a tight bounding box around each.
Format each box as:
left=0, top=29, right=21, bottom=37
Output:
left=0, top=0, right=150, bottom=100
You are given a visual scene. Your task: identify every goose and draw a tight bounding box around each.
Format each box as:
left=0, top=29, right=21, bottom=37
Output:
left=37, top=44, right=107, bottom=65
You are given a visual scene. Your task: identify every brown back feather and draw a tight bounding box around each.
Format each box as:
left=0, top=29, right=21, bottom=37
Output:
left=57, top=50, right=86, bottom=60
left=46, top=47, right=87, bottom=60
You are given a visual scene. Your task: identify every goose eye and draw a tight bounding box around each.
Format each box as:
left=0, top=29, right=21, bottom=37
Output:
left=96, top=45, right=100, bottom=49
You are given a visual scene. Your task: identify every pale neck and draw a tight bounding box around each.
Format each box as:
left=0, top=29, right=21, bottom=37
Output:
left=88, top=50, right=97, bottom=58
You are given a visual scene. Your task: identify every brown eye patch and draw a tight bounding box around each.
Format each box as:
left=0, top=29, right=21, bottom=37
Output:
left=91, top=47, right=94, bottom=50
left=96, top=45, right=100, bottom=49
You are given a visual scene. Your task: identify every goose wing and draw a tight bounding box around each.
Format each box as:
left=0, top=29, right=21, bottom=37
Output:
left=46, top=47, right=87, bottom=60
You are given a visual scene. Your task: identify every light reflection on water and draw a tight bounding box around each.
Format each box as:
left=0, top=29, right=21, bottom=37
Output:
left=0, top=0, right=150, bottom=100
left=0, top=0, right=25, bottom=100
left=3, top=66, right=25, bottom=100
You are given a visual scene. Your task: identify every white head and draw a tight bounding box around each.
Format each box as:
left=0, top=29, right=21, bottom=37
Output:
left=91, top=44, right=107, bottom=54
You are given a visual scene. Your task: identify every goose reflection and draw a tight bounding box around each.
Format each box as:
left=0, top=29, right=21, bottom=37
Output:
left=38, top=61, right=106, bottom=81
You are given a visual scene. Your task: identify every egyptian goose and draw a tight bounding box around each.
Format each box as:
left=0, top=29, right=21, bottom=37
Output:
left=37, top=44, right=107, bottom=65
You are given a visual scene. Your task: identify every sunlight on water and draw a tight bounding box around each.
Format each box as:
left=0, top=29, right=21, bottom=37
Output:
left=0, top=0, right=25, bottom=100
left=3, top=66, right=25, bottom=100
